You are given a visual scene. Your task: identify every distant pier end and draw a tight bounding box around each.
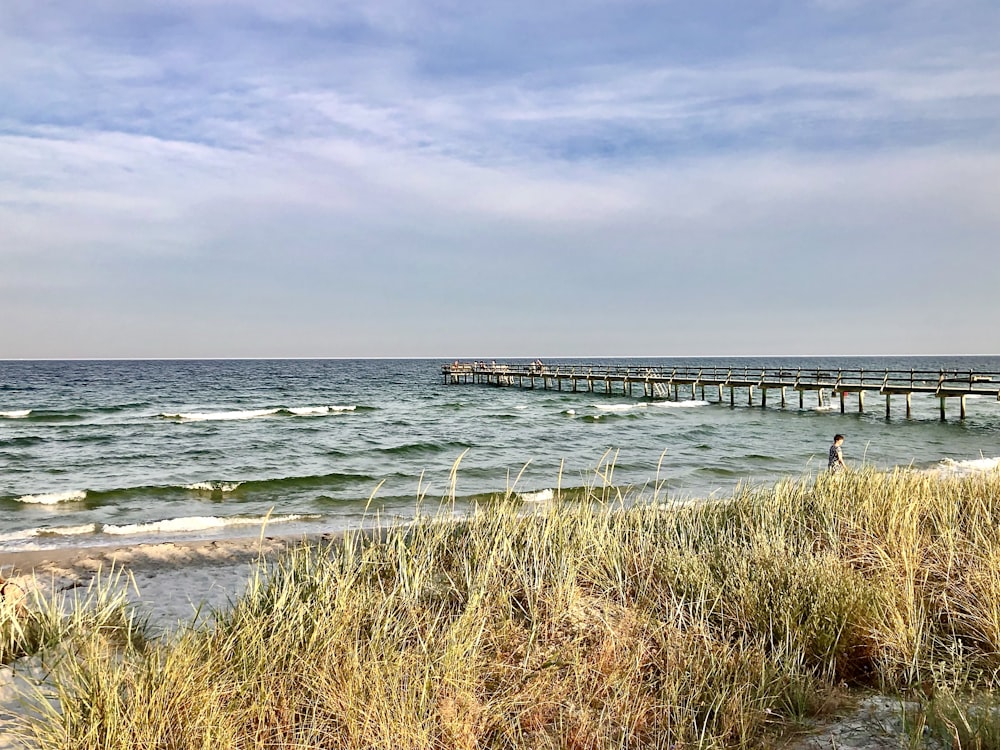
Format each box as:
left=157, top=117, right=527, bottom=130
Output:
left=442, top=362, right=1000, bottom=421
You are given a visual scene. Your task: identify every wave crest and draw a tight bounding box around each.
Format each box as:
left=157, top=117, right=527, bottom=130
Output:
left=287, top=405, right=356, bottom=416
left=593, top=400, right=709, bottom=414
left=16, top=490, right=87, bottom=505
left=595, top=404, right=641, bottom=413
left=102, top=513, right=319, bottom=536
left=0, top=523, right=98, bottom=543
left=160, top=405, right=358, bottom=422
left=520, top=488, right=555, bottom=503
left=649, top=400, right=710, bottom=409
left=0, top=409, right=31, bottom=419
left=185, top=481, right=243, bottom=493
left=934, top=456, right=1000, bottom=477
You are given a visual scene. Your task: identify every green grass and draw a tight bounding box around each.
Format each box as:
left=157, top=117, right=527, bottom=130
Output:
left=9, top=467, right=1000, bottom=748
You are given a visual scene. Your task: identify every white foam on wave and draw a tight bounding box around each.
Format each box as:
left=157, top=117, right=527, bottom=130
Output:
left=161, top=408, right=281, bottom=422
left=0, top=523, right=98, bottom=543
left=39, top=524, right=97, bottom=537
left=0, top=529, right=37, bottom=543
left=596, top=403, right=643, bottom=413
left=162, top=405, right=357, bottom=422
left=15, top=490, right=87, bottom=505
left=185, top=481, right=243, bottom=493
left=520, top=488, right=555, bottom=503
left=594, top=400, right=709, bottom=413
left=0, top=409, right=31, bottom=419
left=563, top=409, right=576, bottom=416
left=934, top=456, right=1000, bottom=477
left=288, top=405, right=356, bottom=415
left=649, top=400, right=710, bottom=409
left=102, top=513, right=319, bottom=536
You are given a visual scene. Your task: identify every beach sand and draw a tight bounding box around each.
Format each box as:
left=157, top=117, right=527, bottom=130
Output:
left=0, top=535, right=309, bottom=627
left=0, top=533, right=327, bottom=749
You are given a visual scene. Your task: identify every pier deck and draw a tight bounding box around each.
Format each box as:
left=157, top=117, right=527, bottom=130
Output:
left=442, top=362, right=1000, bottom=420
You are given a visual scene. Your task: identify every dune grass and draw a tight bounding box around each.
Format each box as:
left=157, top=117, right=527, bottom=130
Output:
left=10, top=467, right=1000, bottom=748
left=2, top=567, right=145, bottom=668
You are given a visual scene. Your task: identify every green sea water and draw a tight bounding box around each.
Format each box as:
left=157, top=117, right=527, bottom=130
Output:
left=1, top=356, right=998, bottom=551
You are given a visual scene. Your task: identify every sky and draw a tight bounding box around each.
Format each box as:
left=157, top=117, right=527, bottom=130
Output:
left=1, top=0, right=998, bottom=358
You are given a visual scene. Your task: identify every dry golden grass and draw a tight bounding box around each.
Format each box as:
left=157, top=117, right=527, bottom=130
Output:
left=11, top=467, right=1000, bottom=748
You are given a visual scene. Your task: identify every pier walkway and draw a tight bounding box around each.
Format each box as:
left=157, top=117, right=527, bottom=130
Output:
left=442, top=362, right=1000, bottom=420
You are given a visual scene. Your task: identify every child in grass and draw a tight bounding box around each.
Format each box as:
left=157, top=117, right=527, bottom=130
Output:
left=828, top=434, right=847, bottom=473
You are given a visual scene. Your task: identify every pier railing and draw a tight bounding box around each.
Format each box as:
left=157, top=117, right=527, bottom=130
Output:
left=442, top=362, right=1000, bottom=419
left=444, top=363, right=999, bottom=395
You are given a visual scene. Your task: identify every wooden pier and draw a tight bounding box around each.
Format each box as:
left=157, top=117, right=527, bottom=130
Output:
left=442, top=362, right=1000, bottom=420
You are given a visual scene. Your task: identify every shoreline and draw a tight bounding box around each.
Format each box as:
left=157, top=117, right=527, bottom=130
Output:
left=0, top=523, right=405, bottom=633
left=1, top=534, right=331, bottom=749
left=3, top=458, right=997, bottom=588
left=1, top=532, right=313, bottom=580
left=0, top=531, right=353, bottom=636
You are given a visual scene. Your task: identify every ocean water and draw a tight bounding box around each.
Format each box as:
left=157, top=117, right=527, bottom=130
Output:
left=1, top=357, right=999, bottom=552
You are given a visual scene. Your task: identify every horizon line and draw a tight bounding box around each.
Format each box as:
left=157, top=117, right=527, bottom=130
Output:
left=2, top=353, right=998, bottom=362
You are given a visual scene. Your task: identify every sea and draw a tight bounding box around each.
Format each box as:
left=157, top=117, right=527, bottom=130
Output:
left=2, top=357, right=999, bottom=553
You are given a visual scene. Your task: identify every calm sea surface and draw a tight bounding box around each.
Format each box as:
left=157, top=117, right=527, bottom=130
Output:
left=2, top=357, right=999, bottom=552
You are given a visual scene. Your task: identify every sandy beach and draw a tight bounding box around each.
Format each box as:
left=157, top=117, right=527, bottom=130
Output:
left=1, top=535, right=314, bottom=626
left=0, top=532, right=326, bottom=749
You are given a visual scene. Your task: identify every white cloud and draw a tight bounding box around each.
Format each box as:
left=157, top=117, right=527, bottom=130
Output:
left=3, top=121, right=996, bottom=271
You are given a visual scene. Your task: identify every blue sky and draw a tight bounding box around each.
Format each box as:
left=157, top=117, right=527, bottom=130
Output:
left=2, top=0, right=998, bottom=357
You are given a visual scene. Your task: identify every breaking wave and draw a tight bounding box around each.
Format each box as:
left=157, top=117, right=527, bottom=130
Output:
left=0, top=524, right=98, bottom=543
left=102, top=513, right=320, bottom=536
left=7, top=471, right=379, bottom=507
left=519, top=488, right=555, bottom=503
left=933, top=456, right=1000, bottom=477
left=595, top=404, right=639, bottom=413
left=595, top=400, right=710, bottom=414
left=15, top=490, right=88, bottom=505
left=185, top=481, right=244, bottom=493
left=159, top=406, right=359, bottom=422
left=0, top=514, right=320, bottom=547
left=649, top=400, right=710, bottom=409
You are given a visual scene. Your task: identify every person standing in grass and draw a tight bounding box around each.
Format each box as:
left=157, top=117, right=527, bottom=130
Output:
left=828, top=434, right=847, bottom=473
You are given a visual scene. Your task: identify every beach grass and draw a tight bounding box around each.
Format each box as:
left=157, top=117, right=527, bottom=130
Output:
left=2, top=566, right=145, bottom=667
left=10, top=466, right=1000, bottom=748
